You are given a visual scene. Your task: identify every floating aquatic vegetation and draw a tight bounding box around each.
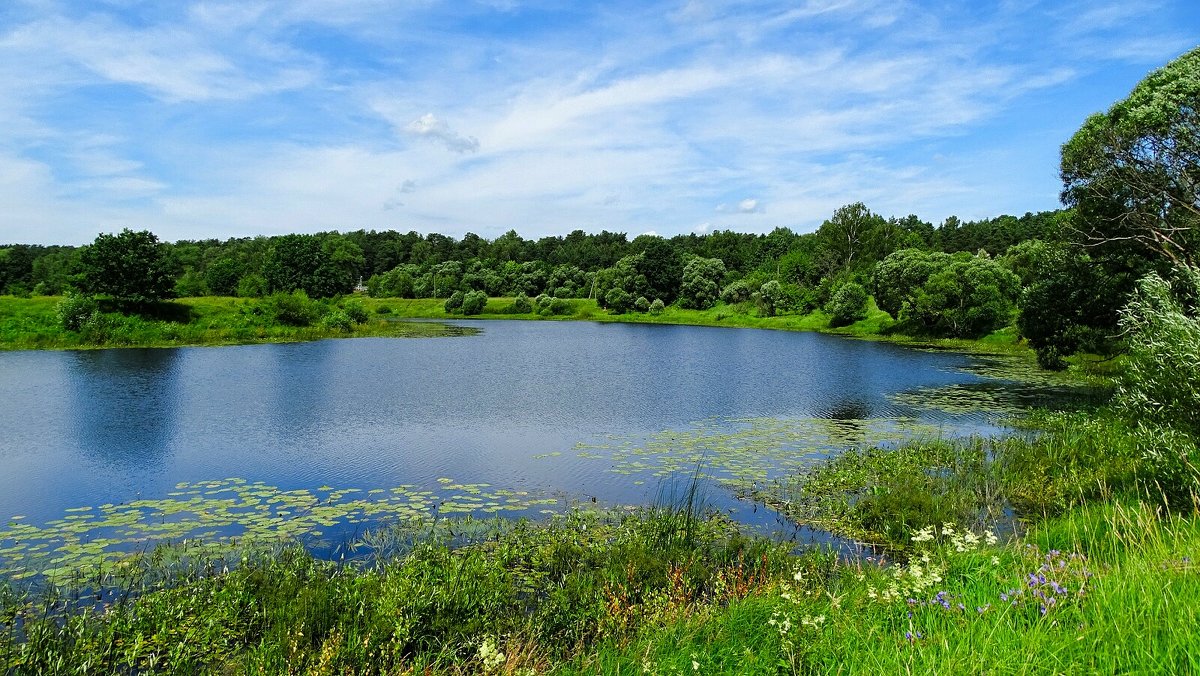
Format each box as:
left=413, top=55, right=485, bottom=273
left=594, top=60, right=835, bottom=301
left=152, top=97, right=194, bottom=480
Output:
left=568, top=416, right=948, bottom=493
left=0, top=477, right=559, bottom=581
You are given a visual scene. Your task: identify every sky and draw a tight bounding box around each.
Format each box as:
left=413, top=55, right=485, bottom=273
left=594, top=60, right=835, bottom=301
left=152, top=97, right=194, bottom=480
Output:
left=1, top=1, right=1197, bottom=245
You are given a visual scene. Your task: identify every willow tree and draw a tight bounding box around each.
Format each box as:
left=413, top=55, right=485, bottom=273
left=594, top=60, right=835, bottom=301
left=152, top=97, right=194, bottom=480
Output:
left=1061, top=46, right=1199, bottom=268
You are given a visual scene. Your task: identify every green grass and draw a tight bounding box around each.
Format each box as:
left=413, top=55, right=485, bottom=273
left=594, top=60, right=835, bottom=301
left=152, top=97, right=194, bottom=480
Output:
left=0, top=293, right=1034, bottom=357
left=0, top=295, right=474, bottom=350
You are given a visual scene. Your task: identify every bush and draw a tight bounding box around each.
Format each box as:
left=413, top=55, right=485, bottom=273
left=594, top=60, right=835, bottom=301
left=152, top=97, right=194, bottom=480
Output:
left=265, top=291, right=320, bottom=327
left=634, top=296, right=650, bottom=313
left=826, top=281, right=869, bottom=327
left=444, top=290, right=464, bottom=314
left=605, top=288, right=632, bottom=314
left=341, top=299, right=369, bottom=324
left=757, top=280, right=783, bottom=317
left=720, top=280, right=752, bottom=305
left=1117, top=269, right=1200, bottom=439
left=535, top=294, right=552, bottom=311
left=511, top=293, right=533, bottom=314
left=237, top=274, right=267, bottom=298
left=649, top=298, right=665, bottom=315
left=320, top=309, right=354, bottom=332
left=57, top=294, right=98, bottom=331
left=461, top=290, right=488, bottom=315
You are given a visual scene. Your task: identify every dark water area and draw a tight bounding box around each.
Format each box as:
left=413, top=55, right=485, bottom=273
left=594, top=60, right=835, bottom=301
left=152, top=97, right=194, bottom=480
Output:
left=0, top=321, right=1035, bottom=568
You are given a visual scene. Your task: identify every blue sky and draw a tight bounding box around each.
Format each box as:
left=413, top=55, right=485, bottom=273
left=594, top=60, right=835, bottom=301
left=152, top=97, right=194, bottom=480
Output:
left=1, top=0, right=1196, bottom=245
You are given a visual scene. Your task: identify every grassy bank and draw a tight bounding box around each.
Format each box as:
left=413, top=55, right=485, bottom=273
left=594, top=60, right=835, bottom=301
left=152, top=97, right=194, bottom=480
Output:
left=0, top=296, right=475, bottom=350
left=2, top=293, right=1034, bottom=360
left=3, top=406, right=1197, bottom=674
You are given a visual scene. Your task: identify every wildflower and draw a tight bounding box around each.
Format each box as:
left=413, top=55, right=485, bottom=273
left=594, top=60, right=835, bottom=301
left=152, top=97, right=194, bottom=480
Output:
left=991, top=556, right=1000, bottom=566
left=976, top=604, right=991, bottom=614
left=985, top=530, right=998, bottom=546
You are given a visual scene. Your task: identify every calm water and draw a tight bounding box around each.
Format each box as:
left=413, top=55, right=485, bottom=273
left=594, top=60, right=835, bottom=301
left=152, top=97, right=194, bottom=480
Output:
left=0, top=321, right=1003, bottom=551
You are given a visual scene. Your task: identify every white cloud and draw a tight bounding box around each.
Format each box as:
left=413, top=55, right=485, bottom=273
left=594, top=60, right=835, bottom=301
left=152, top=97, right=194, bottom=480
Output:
left=405, top=113, right=480, bottom=153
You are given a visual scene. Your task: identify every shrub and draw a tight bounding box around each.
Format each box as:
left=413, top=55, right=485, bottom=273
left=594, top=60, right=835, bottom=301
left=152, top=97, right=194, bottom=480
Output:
left=444, top=291, right=464, bottom=314
left=826, top=281, right=869, bottom=327
left=758, top=280, right=783, bottom=317
left=649, top=298, right=665, bottom=315
left=634, top=296, right=650, bottom=312
left=535, top=294, right=552, bottom=311
left=57, top=294, right=99, bottom=332
left=461, top=290, right=488, bottom=315
left=720, top=279, right=752, bottom=305
left=342, top=299, right=369, bottom=324
left=237, top=273, right=267, bottom=298
left=1117, top=269, right=1200, bottom=439
left=511, top=293, right=533, bottom=314
left=605, top=288, right=632, bottom=314
left=265, top=291, right=320, bottom=327
left=320, top=309, right=354, bottom=332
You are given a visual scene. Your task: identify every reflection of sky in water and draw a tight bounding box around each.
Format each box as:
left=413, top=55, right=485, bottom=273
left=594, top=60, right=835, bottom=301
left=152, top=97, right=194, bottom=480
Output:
left=0, top=321, right=1078, bottom=562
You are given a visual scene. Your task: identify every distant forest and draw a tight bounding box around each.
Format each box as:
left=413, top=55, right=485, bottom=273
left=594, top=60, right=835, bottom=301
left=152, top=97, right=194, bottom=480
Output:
left=0, top=206, right=1062, bottom=302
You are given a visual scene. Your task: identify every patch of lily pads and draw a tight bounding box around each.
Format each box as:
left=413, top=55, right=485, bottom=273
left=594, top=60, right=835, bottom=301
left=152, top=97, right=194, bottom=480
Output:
left=0, top=477, right=558, bottom=582
left=569, top=415, right=950, bottom=493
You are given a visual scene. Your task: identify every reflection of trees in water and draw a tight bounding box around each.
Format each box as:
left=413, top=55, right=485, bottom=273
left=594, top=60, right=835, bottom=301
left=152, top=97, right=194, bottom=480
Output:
left=67, top=348, right=181, bottom=470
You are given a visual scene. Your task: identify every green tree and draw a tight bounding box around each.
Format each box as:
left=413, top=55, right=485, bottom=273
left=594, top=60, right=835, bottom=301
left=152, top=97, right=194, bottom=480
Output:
left=757, top=280, right=784, bottom=317
left=678, top=256, right=726, bottom=309
left=78, top=229, right=175, bottom=306
left=872, top=249, right=949, bottom=319
left=826, top=281, right=868, bottom=327
left=1017, top=247, right=1126, bottom=369
left=1061, top=46, right=1199, bottom=268
left=910, top=256, right=1020, bottom=338
left=815, top=202, right=888, bottom=274
left=461, top=290, right=488, bottom=315
left=204, top=258, right=242, bottom=296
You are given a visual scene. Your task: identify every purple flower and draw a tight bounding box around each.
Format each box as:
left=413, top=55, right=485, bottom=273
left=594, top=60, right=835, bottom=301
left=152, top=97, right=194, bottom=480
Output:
left=976, top=604, right=991, bottom=614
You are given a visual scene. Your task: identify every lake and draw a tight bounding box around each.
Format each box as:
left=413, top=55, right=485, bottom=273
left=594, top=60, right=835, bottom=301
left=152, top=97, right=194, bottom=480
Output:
left=0, top=320, right=1025, bottom=575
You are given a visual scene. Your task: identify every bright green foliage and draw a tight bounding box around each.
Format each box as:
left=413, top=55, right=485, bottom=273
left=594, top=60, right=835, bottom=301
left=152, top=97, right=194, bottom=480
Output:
left=203, top=258, right=242, bottom=297
left=679, top=256, right=727, bottom=309
left=1017, top=246, right=1125, bottom=369
left=510, top=292, right=533, bottom=313
left=757, top=280, right=783, bottom=317
left=813, top=202, right=911, bottom=274
left=594, top=254, right=649, bottom=308
left=1061, top=46, right=1200, bottom=268
left=367, top=264, right=418, bottom=298
left=633, top=236, right=683, bottom=303
left=605, top=287, right=632, bottom=314
left=649, top=298, right=665, bottom=315
left=461, top=290, right=487, bottom=315
left=173, top=269, right=207, bottom=297
left=873, top=248, right=949, bottom=318
left=320, top=309, right=354, bottom=332
left=443, top=290, right=464, bottom=313
left=77, top=229, right=175, bottom=306
left=55, top=294, right=97, bottom=331
left=265, top=290, right=320, bottom=327
left=826, top=281, right=868, bottom=327
left=720, top=279, right=753, bottom=305
left=1117, top=268, right=1200, bottom=439
left=236, top=273, right=267, bottom=298
left=998, top=239, right=1054, bottom=287
left=341, top=299, right=369, bottom=324
left=634, top=295, right=650, bottom=312
left=910, top=256, right=1019, bottom=338
left=263, top=234, right=365, bottom=298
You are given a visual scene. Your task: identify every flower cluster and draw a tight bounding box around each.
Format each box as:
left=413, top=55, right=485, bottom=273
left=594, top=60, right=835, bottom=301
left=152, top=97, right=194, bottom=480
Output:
left=999, top=548, right=1092, bottom=617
